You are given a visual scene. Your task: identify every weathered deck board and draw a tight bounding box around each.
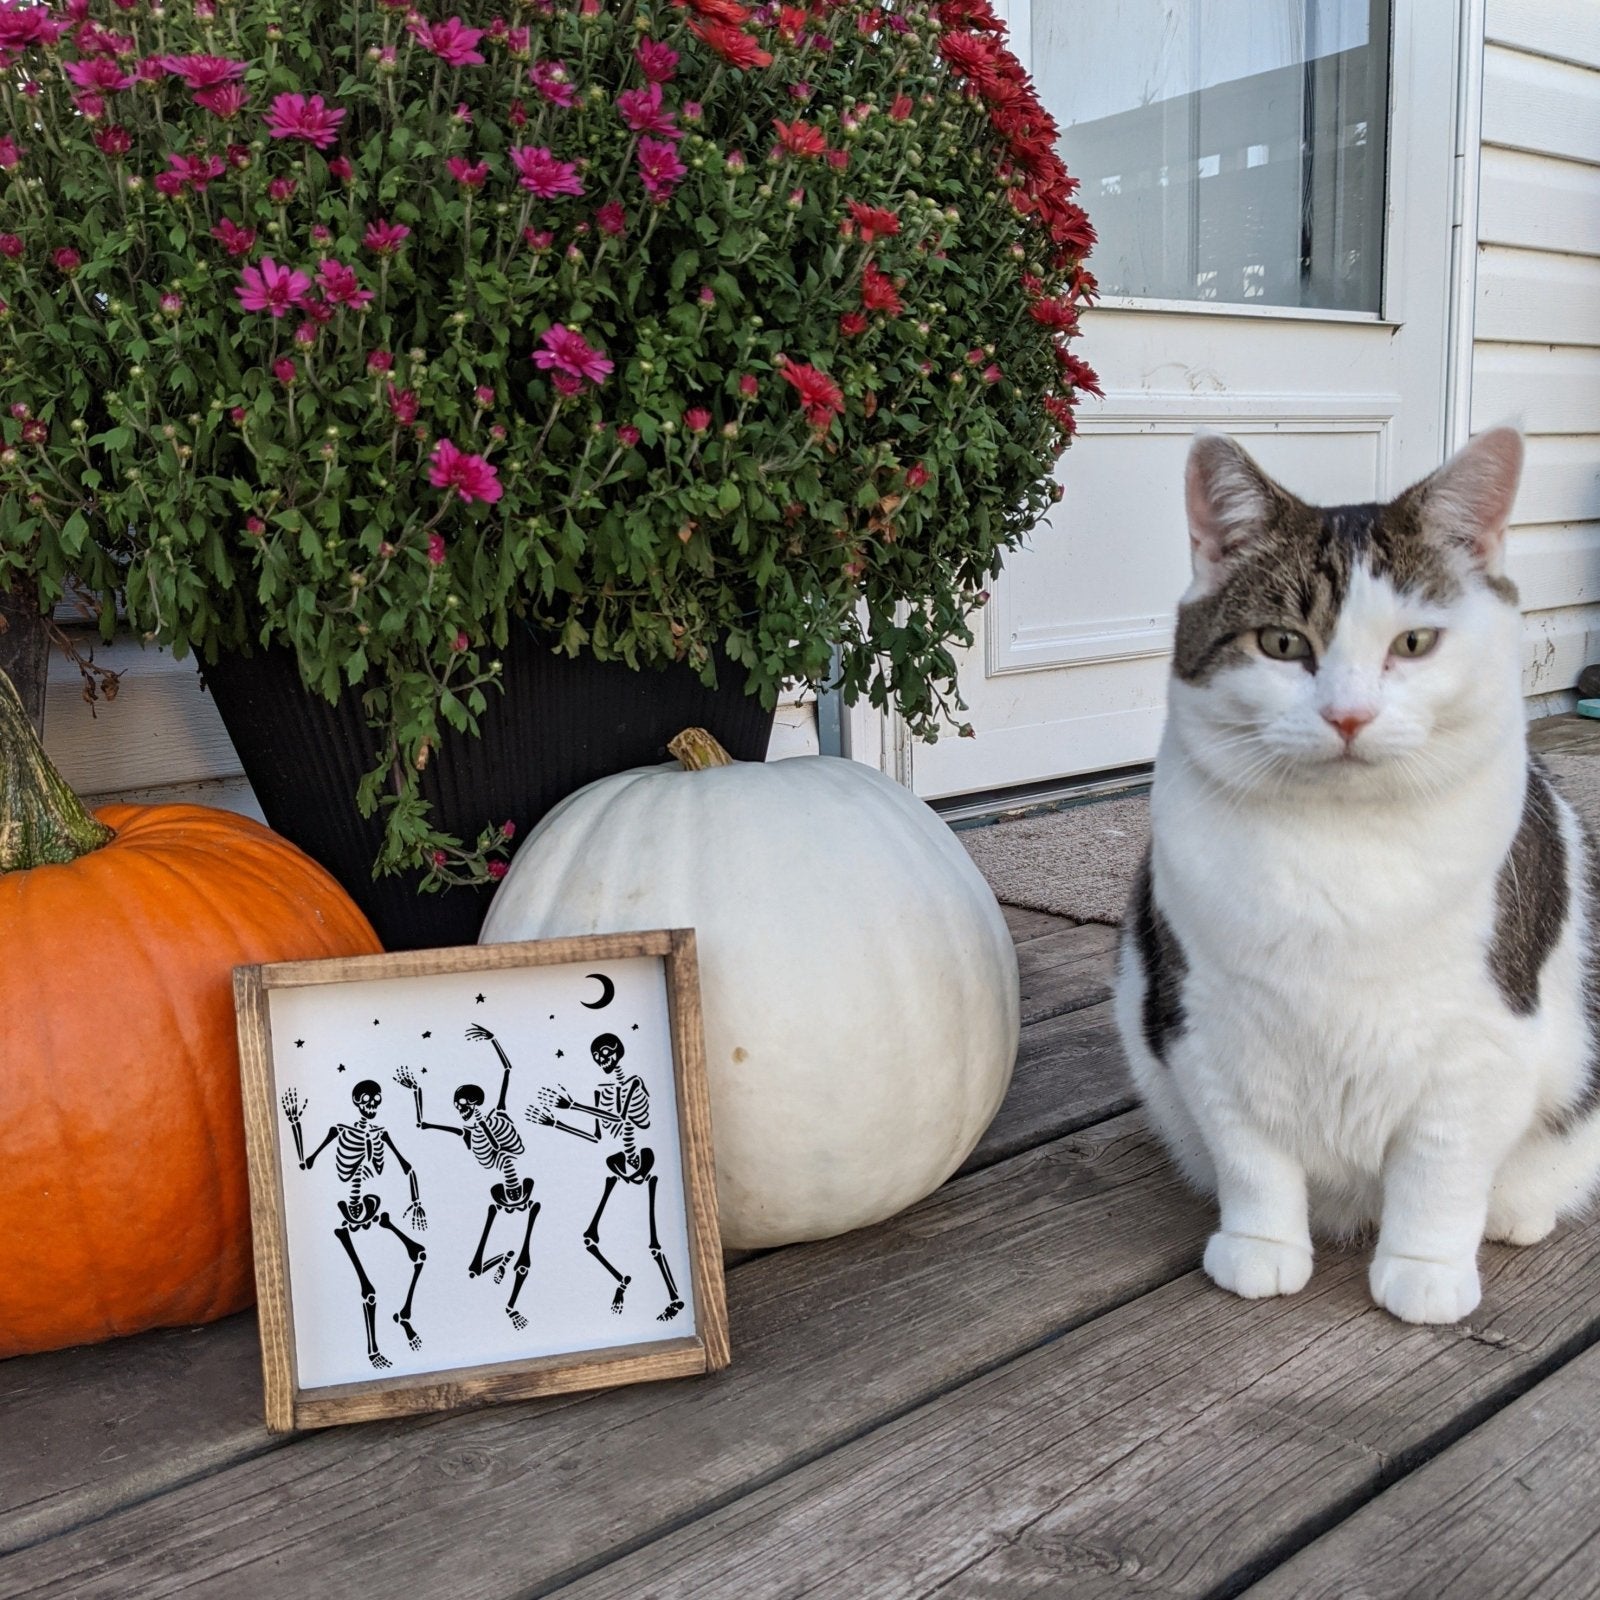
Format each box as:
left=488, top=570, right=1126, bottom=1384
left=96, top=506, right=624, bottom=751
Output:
left=546, top=1221, right=1600, bottom=1600
left=999, top=904, right=1078, bottom=944
left=0, top=1118, right=1208, bottom=1600
left=1015, top=922, right=1119, bottom=1026
left=1244, top=1339, right=1600, bottom=1600
left=0, top=950, right=1129, bottom=1560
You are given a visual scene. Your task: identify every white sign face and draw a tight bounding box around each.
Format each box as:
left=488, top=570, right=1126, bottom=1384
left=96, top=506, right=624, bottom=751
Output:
left=264, top=955, right=697, bottom=1390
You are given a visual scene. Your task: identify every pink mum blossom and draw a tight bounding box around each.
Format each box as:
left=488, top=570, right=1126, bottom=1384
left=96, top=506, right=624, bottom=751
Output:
left=194, top=83, right=249, bottom=119
left=93, top=124, right=130, bottom=156
left=165, top=151, right=225, bottom=193
left=635, top=38, right=678, bottom=82
left=528, top=59, right=576, bottom=107
left=0, top=234, right=22, bottom=260
left=363, top=218, right=411, bottom=255
left=635, top=137, right=686, bottom=202
left=222, top=217, right=274, bottom=266
left=595, top=201, right=627, bottom=237
left=367, top=349, right=394, bottom=373
left=64, top=57, right=134, bottom=92
left=72, top=93, right=105, bottom=122
left=532, top=324, right=612, bottom=386
left=161, top=53, right=246, bottom=88
left=264, top=92, right=345, bottom=150
left=273, top=356, right=298, bottom=385
left=427, top=530, right=447, bottom=565
left=523, top=227, right=554, bottom=251
left=430, top=439, right=503, bottom=504
left=509, top=145, right=583, bottom=199
left=617, top=423, right=641, bottom=447
left=616, top=81, right=680, bottom=140
left=316, top=258, right=373, bottom=309
left=51, top=247, right=80, bottom=272
left=408, top=15, right=485, bottom=67
left=486, top=859, right=508, bottom=880
left=388, top=384, right=419, bottom=425
left=235, top=257, right=311, bottom=317
left=267, top=176, right=298, bottom=204
left=327, top=156, right=354, bottom=183
left=0, top=137, right=19, bottom=169
left=550, top=371, right=584, bottom=397
left=0, top=4, right=66, bottom=50
left=685, top=407, right=711, bottom=433
left=446, top=155, right=489, bottom=189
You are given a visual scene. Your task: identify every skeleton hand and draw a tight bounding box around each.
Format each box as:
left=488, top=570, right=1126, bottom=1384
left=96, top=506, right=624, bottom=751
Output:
left=526, top=1103, right=554, bottom=1126
left=281, top=1088, right=305, bottom=1124
left=393, top=1065, right=419, bottom=1090
left=529, top=1084, right=563, bottom=1125
left=465, top=1023, right=495, bottom=1044
left=405, top=1201, right=427, bottom=1232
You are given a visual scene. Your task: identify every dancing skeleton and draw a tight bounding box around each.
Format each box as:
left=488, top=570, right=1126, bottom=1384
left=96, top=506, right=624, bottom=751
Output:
left=281, top=1079, right=427, bottom=1369
left=394, top=1024, right=540, bottom=1330
left=528, top=1033, right=684, bottom=1321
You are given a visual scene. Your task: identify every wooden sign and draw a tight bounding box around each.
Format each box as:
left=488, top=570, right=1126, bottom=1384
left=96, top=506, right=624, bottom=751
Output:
left=234, top=931, right=728, bottom=1431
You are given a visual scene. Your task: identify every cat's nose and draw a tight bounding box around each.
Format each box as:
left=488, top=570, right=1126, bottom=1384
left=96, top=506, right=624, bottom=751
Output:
left=1322, top=707, right=1376, bottom=743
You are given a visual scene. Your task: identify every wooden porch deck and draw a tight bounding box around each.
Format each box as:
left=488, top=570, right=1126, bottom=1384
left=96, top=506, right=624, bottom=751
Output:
left=4, top=904, right=1600, bottom=1599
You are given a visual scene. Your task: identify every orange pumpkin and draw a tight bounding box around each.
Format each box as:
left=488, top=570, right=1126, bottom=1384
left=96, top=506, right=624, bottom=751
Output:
left=0, top=669, right=381, bottom=1359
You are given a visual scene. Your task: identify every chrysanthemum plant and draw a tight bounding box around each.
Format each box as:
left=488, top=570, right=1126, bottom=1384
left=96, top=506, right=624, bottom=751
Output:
left=0, top=0, right=1096, bottom=886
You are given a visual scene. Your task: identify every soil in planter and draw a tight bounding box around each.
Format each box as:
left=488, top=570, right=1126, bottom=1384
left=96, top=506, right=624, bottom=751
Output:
left=201, top=624, right=775, bottom=951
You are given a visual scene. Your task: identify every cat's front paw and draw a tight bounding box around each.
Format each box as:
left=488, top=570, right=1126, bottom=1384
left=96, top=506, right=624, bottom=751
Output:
left=1203, top=1231, right=1313, bottom=1299
left=1369, top=1252, right=1480, bottom=1324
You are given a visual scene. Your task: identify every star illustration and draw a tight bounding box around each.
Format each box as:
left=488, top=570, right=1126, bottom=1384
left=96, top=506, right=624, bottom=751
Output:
left=555, top=1049, right=564, bottom=1059
left=422, top=1030, right=432, bottom=1039
left=337, top=1063, right=346, bottom=1073
left=475, top=993, right=486, bottom=1005
left=373, top=1018, right=381, bottom=1026
left=631, top=1023, right=639, bottom=1031
left=294, top=1039, right=305, bottom=1048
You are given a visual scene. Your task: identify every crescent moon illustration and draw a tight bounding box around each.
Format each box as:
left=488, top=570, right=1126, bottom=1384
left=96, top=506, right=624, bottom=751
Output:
left=581, top=973, right=616, bottom=1010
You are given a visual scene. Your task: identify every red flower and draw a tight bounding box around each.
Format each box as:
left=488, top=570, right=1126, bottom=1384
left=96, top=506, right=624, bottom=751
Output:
left=905, top=462, right=929, bottom=489
left=617, top=424, right=641, bottom=447
left=685, top=407, right=711, bottom=432
left=93, top=124, right=131, bottom=156
left=682, top=0, right=752, bottom=22
left=327, top=155, right=354, bottom=184
left=210, top=218, right=257, bottom=257
left=1056, top=350, right=1103, bottom=398
left=429, top=438, right=502, bottom=504
left=888, top=94, right=913, bottom=122
left=846, top=200, right=900, bottom=243
left=0, top=235, right=21, bottom=260
left=860, top=262, right=903, bottom=316
left=486, top=860, right=509, bottom=880
left=388, top=384, right=420, bottom=426
left=689, top=20, right=772, bottom=70
left=839, top=312, right=867, bottom=337
left=738, top=374, right=758, bottom=397
left=772, top=118, right=826, bottom=159
left=427, top=530, right=447, bottom=564
left=595, top=201, right=628, bottom=237
left=51, top=247, right=81, bottom=273
left=780, top=361, right=845, bottom=429
left=20, top=419, right=47, bottom=445
left=273, top=356, right=298, bottom=385
left=367, top=349, right=394, bottom=373
left=1028, top=296, right=1078, bottom=331
left=825, top=148, right=849, bottom=171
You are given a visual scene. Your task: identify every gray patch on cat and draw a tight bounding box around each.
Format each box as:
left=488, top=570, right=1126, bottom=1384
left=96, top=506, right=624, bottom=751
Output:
left=1489, top=760, right=1569, bottom=1019
left=1128, top=851, right=1186, bottom=1063
left=1548, top=812, right=1600, bottom=1136
left=1174, top=484, right=1519, bottom=687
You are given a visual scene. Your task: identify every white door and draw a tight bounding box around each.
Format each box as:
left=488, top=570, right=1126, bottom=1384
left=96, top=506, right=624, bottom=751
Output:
left=898, top=0, right=1463, bottom=799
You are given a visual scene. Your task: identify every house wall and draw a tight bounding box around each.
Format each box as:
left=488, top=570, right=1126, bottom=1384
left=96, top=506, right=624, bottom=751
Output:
left=1474, top=0, right=1600, bottom=707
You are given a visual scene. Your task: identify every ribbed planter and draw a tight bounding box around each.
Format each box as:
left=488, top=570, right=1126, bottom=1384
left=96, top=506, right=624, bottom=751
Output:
left=201, top=624, right=775, bottom=951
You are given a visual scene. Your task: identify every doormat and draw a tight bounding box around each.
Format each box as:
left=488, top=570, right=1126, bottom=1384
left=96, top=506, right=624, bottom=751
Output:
left=959, top=752, right=1600, bottom=927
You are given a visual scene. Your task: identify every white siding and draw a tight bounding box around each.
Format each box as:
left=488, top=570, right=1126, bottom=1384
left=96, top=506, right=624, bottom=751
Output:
left=1476, top=8, right=1600, bottom=703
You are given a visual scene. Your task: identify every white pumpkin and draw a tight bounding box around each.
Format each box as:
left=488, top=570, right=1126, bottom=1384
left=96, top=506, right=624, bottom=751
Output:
left=479, top=729, right=1020, bottom=1248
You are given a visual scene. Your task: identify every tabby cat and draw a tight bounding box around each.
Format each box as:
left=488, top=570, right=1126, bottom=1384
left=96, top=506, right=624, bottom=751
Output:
left=1115, top=427, right=1600, bottom=1324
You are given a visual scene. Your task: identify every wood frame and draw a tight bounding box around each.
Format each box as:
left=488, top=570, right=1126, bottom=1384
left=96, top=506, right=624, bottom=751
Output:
left=234, top=930, right=729, bottom=1433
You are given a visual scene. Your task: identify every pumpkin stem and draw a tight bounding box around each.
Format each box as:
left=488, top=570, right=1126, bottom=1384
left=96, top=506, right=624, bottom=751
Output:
left=668, top=727, right=736, bottom=772
left=0, top=667, right=114, bottom=872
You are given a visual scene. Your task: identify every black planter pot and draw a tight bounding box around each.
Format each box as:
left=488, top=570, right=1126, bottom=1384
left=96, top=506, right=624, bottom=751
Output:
left=201, top=625, right=775, bottom=952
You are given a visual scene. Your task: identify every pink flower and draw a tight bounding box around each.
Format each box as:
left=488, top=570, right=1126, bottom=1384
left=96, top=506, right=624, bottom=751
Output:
left=154, top=171, right=186, bottom=198
left=327, top=155, right=354, bottom=184
left=264, top=92, right=345, bottom=151
left=0, top=235, right=22, bottom=260
left=595, top=201, right=627, bottom=237
left=388, top=384, right=419, bottom=425
left=635, top=38, right=678, bottom=82
left=523, top=227, right=554, bottom=252
left=93, top=124, right=130, bottom=156
left=161, top=53, right=247, bottom=88
left=294, top=320, right=318, bottom=348
left=509, top=145, right=583, bottom=199
left=20, top=418, right=46, bottom=445
left=500, top=819, right=517, bottom=839
left=159, top=291, right=183, bottom=315
left=273, top=356, right=298, bottom=385
left=427, top=530, right=446, bottom=565
left=528, top=59, right=576, bottom=107
left=51, top=247, right=80, bottom=273
left=165, top=152, right=226, bottom=193
left=682, top=100, right=703, bottom=122
left=310, top=224, right=332, bottom=245
left=9, top=403, right=28, bottom=419
left=617, top=423, right=641, bottom=447
left=447, top=155, right=489, bottom=189
left=635, top=137, right=685, bottom=202
left=474, top=386, right=495, bottom=407
left=0, top=138, right=20, bottom=170
left=452, top=631, right=470, bottom=652
left=367, top=349, right=394, bottom=373
left=72, top=92, right=105, bottom=122
left=0, top=4, right=65, bottom=51
left=430, top=439, right=502, bottom=503
left=363, top=218, right=411, bottom=254
left=905, top=462, right=929, bottom=489
left=698, top=284, right=715, bottom=306
left=409, top=16, right=486, bottom=67
left=738, top=374, right=758, bottom=397
left=267, top=175, right=298, bottom=204
left=235, top=257, right=311, bottom=317
left=245, top=515, right=267, bottom=535
left=194, top=83, right=249, bottom=119
left=508, top=98, right=528, bottom=127
left=616, top=81, right=680, bottom=140
left=64, top=57, right=134, bottom=92
left=486, top=859, right=509, bottom=880
left=532, top=323, right=613, bottom=386
left=230, top=406, right=248, bottom=424
left=316, top=258, right=373, bottom=309
left=685, top=407, right=711, bottom=433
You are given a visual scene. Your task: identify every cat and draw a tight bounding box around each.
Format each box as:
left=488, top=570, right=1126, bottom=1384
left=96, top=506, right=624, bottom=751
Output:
left=1114, top=426, right=1600, bottom=1325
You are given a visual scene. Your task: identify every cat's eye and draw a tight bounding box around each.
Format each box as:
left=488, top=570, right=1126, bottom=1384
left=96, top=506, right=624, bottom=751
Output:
left=1391, top=628, right=1440, bottom=659
left=1257, top=627, right=1312, bottom=662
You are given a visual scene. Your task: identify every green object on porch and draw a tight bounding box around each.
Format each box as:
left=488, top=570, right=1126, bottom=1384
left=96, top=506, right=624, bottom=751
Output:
left=1577, top=700, right=1600, bottom=720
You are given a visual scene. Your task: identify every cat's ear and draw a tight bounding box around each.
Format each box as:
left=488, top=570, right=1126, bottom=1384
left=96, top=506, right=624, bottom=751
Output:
left=1185, top=433, right=1278, bottom=592
left=1407, top=426, right=1524, bottom=572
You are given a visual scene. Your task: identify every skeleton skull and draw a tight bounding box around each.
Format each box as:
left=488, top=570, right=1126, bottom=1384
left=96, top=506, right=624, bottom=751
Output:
left=454, top=1084, right=485, bottom=1122
left=352, top=1080, right=383, bottom=1118
left=590, top=1034, right=624, bottom=1073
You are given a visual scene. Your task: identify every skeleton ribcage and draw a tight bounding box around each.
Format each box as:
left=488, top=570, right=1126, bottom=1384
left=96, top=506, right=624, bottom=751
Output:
left=598, top=1079, right=651, bottom=1157
left=335, top=1123, right=384, bottom=1184
left=468, top=1111, right=524, bottom=1174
